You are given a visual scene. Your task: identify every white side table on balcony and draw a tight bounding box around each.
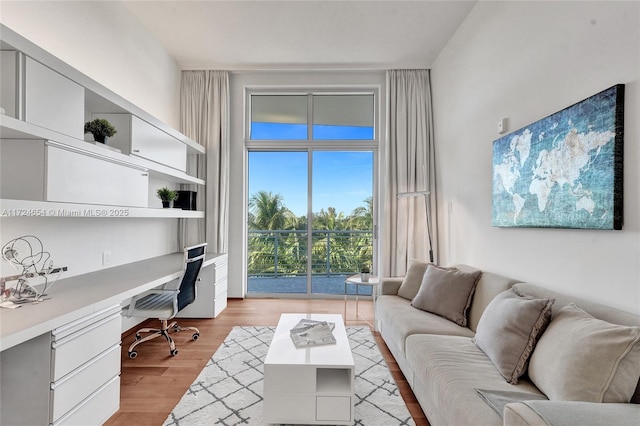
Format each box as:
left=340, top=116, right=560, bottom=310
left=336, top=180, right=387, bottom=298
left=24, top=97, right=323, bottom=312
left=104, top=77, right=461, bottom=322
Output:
left=344, top=274, right=378, bottom=328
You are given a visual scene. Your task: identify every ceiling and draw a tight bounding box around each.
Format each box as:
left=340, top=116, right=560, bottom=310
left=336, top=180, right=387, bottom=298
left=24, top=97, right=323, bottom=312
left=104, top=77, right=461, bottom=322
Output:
left=121, top=0, right=477, bottom=70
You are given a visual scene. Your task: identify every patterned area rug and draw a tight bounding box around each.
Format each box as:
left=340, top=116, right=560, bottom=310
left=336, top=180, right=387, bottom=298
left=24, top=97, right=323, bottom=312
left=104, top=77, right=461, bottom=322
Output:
left=164, top=326, right=415, bottom=426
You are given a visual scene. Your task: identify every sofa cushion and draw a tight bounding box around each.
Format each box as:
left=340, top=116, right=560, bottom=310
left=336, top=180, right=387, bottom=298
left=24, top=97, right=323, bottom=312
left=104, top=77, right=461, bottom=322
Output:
left=473, top=287, right=554, bottom=384
left=397, top=259, right=429, bottom=300
left=405, top=334, right=544, bottom=426
left=504, top=401, right=640, bottom=426
left=377, top=295, right=474, bottom=355
left=529, top=303, right=640, bottom=403
left=411, top=264, right=481, bottom=327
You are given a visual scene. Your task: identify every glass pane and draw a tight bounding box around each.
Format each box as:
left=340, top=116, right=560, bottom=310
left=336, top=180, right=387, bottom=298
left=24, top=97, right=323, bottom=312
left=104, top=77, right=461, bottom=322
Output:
left=247, top=152, right=308, bottom=293
left=312, top=95, right=374, bottom=140
left=311, top=151, right=374, bottom=295
left=251, top=95, right=308, bottom=140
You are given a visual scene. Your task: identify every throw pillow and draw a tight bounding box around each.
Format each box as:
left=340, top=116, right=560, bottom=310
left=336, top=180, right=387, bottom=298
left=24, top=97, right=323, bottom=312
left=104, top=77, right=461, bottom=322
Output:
left=397, top=259, right=430, bottom=300
left=528, top=303, right=640, bottom=403
left=473, top=287, right=554, bottom=384
left=411, top=264, right=481, bottom=327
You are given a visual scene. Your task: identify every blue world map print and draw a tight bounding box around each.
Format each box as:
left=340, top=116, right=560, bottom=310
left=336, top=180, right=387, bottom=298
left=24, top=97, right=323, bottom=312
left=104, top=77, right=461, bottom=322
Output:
left=492, top=85, right=624, bottom=230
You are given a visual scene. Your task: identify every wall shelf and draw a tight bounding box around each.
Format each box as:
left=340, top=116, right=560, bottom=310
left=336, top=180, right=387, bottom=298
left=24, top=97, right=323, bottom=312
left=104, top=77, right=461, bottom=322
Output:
left=0, top=199, right=205, bottom=219
left=0, top=23, right=205, bottom=213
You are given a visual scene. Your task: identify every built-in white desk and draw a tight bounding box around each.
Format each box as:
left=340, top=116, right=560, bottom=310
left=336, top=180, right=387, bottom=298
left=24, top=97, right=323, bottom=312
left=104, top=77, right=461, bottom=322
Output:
left=0, top=252, right=225, bottom=426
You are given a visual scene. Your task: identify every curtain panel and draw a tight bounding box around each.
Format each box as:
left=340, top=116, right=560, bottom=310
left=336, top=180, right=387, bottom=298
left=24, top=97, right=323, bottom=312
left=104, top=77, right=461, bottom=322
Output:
left=383, top=69, right=437, bottom=277
left=180, top=70, right=230, bottom=253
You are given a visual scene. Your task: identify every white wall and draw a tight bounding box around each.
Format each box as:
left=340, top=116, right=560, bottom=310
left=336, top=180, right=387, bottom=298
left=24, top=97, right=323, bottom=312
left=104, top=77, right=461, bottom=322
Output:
left=228, top=70, right=386, bottom=298
left=0, top=0, right=181, bottom=128
left=0, top=218, right=178, bottom=279
left=431, top=1, right=640, bottom=314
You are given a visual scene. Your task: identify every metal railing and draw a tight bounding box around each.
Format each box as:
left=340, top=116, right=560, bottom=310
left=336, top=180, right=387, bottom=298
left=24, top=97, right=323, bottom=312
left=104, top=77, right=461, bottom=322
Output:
left=248, top=229, right=373, bottom=277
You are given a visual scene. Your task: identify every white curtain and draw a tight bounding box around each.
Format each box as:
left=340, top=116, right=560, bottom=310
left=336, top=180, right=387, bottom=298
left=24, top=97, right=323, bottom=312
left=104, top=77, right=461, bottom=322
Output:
left=179, top=71, right=230, bottom=253
left=382, top=69, right=437, bottom=276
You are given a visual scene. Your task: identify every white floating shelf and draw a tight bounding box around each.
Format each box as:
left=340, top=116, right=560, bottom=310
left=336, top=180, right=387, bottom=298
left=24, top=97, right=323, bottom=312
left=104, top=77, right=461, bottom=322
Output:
left=0, top=199, right=204, bottom=219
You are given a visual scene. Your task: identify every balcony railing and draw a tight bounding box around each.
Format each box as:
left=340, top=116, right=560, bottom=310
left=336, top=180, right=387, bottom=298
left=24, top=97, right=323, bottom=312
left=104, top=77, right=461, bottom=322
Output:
left=248, top=229, right=373, bottom=294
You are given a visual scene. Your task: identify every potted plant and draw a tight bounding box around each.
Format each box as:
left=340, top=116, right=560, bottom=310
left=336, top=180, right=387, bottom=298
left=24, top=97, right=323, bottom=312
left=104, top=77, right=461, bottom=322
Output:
left=84, top=118, right=117, bottom=144
left=360, top=265, right=370, bottom=282
left=156, top=187, right=178, bottom=208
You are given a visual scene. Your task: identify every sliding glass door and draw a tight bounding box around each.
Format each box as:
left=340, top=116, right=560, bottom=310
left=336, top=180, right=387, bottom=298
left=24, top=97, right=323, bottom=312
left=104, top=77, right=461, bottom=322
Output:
left=245, top=89, right=378, bottom=297
left=247, top=150, right=374, bottom=296
left=310, top=151, right=373, bottom=295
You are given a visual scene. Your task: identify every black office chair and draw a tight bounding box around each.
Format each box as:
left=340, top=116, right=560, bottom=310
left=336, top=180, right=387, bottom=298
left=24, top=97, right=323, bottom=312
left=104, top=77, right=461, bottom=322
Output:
left=126, top=243, right=207, bottom=358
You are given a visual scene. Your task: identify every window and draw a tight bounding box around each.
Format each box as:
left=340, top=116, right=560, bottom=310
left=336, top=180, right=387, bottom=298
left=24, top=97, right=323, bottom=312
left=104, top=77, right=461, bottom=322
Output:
left=246, top=88, right=378, bottom=298
left=249, top=93, right=375, bottom=141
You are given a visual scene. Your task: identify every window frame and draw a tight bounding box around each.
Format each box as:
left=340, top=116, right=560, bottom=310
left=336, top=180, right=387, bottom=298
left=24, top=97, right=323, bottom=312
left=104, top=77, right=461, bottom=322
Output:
left=245, top=88, right=379, bottom=147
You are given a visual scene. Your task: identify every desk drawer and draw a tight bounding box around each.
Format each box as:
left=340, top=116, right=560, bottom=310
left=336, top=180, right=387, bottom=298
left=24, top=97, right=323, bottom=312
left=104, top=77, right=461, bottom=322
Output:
left=52, top=375, right=120, bottom=426
left=51, top=306, right=121, bottom=380
left=50, top=344, right=120, bottom=422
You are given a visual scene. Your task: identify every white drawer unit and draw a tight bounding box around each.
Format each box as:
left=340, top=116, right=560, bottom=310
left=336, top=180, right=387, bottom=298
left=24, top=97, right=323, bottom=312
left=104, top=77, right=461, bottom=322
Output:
left=50, top=344, right=120, bottom=421
left=177, top=254, right=228, bottom=318
left=52, top=376, right=120, bottom=426
left=93, top=113, right=187, bottom=172
left=0, top=139, right=149, bottom=207
left=50, top=305, right=122, bottom=425
left=0, top=305, right=122, bottom=426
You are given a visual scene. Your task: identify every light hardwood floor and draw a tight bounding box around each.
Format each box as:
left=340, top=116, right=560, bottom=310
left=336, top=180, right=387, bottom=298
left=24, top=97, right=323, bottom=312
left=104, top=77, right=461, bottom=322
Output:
left=105, top=298, right=430, bottom=426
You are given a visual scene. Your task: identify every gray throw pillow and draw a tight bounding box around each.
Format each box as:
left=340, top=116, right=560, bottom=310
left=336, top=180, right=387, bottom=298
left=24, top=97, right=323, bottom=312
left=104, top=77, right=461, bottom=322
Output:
left=473, top=288, right=554, bottom=384
left=528, top=303, right=640, bottom=403
left=411, top=264, right=481, bottom=327
left=397, top=259, right=429, bottom=300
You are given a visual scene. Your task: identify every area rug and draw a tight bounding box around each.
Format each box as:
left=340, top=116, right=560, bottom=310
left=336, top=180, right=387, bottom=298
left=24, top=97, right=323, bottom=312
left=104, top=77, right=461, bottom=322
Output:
left=164, top=326, right=415, bottom=426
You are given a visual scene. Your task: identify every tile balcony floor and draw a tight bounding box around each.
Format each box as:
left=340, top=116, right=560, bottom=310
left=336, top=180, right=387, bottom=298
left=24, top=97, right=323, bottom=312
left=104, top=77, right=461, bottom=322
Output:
left=248, top=275, right=373, bottom=296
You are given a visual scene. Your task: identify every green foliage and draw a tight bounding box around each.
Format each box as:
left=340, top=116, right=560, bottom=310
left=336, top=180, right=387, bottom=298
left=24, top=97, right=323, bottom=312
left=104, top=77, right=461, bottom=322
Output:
left=84, top=118, right=117, bottom=138
left=248, top=192, right=374, bottom=277
left=156, top=187, right=178, bottom=202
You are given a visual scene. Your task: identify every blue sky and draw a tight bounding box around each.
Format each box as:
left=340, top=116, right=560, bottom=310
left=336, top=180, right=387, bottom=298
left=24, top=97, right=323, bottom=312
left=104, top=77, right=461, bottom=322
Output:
left=248, top=122, right=374, bottom=216
left=248, top=151, right=373, bottom=217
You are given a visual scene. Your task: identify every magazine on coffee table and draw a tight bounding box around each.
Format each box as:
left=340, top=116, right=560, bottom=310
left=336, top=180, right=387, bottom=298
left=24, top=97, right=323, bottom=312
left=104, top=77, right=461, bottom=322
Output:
left=290, top=320, right=336, bottom=348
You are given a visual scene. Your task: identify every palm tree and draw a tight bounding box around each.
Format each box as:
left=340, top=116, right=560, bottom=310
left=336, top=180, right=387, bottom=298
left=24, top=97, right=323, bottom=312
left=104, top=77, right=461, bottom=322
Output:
left=248, top=191, right=300, bottom=276
left=248, top=191, right=296, bottom=230
left=348, top=197, right=373, bottom=230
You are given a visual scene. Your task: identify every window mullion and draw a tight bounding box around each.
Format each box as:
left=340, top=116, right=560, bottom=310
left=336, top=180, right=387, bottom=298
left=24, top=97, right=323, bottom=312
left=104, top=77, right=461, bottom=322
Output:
left=307, top=94, right=313, bottom=140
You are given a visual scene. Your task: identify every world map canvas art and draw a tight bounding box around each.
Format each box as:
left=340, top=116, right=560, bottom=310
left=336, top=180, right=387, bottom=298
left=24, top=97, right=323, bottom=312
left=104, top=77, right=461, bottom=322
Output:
left=492, top=85, right=624, bottom=230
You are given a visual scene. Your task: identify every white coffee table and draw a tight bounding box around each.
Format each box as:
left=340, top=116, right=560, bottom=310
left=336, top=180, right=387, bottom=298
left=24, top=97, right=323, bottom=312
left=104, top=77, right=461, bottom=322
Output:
left=263, top=313, right=355, bottom=425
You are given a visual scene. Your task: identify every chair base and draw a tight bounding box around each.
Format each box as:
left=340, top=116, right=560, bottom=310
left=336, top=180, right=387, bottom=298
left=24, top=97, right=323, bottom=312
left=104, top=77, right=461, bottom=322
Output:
left=128, top=319, right=200, bottom=358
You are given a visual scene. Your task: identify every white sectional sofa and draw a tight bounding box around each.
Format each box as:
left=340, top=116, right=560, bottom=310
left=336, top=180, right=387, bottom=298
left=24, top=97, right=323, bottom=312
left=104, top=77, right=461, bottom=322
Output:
left=376, top=263, right=640, bottom=426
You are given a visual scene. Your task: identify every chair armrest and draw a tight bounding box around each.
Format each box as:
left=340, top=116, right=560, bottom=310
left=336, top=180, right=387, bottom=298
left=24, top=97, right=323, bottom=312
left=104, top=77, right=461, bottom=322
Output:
left=379, top=277, right=404, bottom=295
left=504, top=401, right=640, bottom=426
left=126, top=288, right=179, bottom=317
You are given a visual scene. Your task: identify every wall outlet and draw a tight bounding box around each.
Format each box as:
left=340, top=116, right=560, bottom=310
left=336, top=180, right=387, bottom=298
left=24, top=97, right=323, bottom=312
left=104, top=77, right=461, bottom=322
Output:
left=102, top=251, right=112, bottom=266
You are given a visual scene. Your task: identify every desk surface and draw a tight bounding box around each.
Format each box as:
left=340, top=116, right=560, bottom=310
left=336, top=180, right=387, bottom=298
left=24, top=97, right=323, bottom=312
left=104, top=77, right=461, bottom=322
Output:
left=0, top=252, right=223, bottom=351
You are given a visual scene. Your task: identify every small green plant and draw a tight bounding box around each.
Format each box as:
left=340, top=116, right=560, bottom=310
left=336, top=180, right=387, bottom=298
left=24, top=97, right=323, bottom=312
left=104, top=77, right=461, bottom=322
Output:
left=360, top=265, right=370, bottom=274
left=156, top=187, right=179, bottom=202
left=84, top=118, right=117, bottom=143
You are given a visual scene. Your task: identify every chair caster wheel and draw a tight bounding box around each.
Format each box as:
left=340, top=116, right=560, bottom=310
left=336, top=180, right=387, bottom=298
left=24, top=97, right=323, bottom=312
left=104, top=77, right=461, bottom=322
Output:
left=192, top=333, right=200, bottom=340
left=128, top=351, right=138, bottom=359
left=170, top=349, right=178, bottom=356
